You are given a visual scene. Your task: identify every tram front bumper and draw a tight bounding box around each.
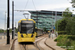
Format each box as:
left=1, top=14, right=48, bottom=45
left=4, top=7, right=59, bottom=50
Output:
left=18, top=38, right=35, bottom=42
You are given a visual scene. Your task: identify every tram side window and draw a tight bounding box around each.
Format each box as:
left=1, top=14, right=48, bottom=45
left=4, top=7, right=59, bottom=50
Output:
left=35, top=29, right=37, bottom=32
left=18, top=23, right=21, bottom=32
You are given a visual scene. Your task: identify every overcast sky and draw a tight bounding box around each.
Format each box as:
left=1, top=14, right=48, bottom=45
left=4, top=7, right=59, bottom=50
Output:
left=0, top=0, right=74, bottom=29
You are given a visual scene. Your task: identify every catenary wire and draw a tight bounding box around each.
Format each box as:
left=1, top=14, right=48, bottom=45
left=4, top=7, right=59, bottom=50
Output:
left=32, top=0, right=36, bottom=10
left=24, top=0, right=29, bottom=9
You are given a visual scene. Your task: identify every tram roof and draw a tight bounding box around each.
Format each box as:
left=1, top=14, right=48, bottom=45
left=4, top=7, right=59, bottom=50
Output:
left=18, top=19, right=36, bottom=23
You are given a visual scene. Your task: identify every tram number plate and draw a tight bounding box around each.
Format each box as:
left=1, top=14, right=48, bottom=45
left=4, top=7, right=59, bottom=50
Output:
left=26, top=36, right=29, bottom=38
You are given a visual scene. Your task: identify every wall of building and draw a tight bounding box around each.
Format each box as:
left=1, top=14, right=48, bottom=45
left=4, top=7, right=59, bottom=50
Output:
left=29, top=10, right=62, bottom=30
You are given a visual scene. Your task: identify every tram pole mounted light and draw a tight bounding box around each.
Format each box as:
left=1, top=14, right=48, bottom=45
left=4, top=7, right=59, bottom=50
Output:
left=12, top=1, right=14, bottom=39
left=4, top=11, right=6, bottom=39
left=7, top=0, right=10, bottom=44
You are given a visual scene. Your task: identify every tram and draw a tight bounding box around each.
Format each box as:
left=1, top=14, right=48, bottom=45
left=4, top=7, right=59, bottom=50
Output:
left=35, top=27, right=44, bottom=37
left=18, top=19, right=36, bottom=42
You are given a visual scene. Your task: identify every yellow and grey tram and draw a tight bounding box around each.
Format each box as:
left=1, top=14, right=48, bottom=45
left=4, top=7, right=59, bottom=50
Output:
left=18, top=19, right=36, bottom=42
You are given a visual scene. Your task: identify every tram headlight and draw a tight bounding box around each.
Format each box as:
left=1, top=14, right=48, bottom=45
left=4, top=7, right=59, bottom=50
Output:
left=31, top=34, right=33, bottom=37
left=21, top=34, right=23, bottom=37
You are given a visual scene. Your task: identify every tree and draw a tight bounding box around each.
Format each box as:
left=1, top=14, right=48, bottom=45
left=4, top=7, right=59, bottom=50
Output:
left=55, top=8, right=72, bottom=31
left=55, top=18, right=67, bottom=31
left=63, top=8, right=72, bottom=17
left=62, top=7, right=75, bottom=35
left=43, top=27, right=47, bottom=32
left=71, top=0, right=75, bottom=3
left=71, top=0, right=75, bottom=8
left=0, top=29, right=4, bottom=33
left=65, top=17, right=75, bottom=35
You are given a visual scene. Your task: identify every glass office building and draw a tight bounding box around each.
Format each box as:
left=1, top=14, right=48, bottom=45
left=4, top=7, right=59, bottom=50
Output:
left=29, top=10, right=62, bottom=30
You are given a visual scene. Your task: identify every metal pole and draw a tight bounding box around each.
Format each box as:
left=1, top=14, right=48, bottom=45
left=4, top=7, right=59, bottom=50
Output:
left=37, top=11, right=38, bottom=29
left=57, top=12, right=58, bottom=31
left=14, top=22, right=16, bottom=36
left=4, top=11, right=6, bottom=39
left=12, top=1, right=14, bottom=39
left=55, top=12, right=56, bottom=26
left=7, top=0, right=10, bottom=44
left=15, top=22, right=16, bottom=33
left=52, top=11, right=53, bottom=29
left=55, top=11, right=58, bottom=37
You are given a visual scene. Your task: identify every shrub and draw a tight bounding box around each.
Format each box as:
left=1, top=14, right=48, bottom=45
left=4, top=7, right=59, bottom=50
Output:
left=54, top=38, right=57, bottom=41
left=55, top=35, right=75, bottom=50
left=57, top=31, right=67, bottom=35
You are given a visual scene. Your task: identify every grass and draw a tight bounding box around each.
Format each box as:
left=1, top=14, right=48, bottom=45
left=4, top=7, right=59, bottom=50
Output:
left=54, top=35, right=75, bottom=50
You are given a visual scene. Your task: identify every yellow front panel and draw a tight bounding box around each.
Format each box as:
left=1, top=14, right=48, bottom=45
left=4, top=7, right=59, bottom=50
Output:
left=18, top=38, right=35, bottom=42
left=18, top=32, right=36, bottom=42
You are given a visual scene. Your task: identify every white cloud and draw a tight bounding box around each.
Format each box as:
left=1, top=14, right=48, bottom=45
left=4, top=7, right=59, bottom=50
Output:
left=37, top=3, right=72, bottom=10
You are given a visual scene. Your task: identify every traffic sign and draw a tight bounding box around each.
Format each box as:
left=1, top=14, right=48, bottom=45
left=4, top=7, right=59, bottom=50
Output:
left=53, top=27, right=55, bottom=29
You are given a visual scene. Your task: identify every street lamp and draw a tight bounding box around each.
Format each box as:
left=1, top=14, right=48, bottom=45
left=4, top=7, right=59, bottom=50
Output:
left=4, top=11, right=7, bottom=39
left=12, top=1, right=14, bottom=39
left=7, top=0, right=10, bottom=44
left=52, top=11, right=53, bottom=29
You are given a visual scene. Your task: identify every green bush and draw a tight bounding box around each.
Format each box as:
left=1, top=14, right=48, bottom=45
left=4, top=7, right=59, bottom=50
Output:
left=54, top=38, right=57, bottom=41
left=55, top=35, right=75, bottom=50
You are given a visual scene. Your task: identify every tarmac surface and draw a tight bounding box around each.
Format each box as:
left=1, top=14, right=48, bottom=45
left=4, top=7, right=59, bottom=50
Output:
left=0, top=35, right=17, bottom=50
left=0, top=34, right=66, bottom=50
left=0, top=38, right=12, bottom=50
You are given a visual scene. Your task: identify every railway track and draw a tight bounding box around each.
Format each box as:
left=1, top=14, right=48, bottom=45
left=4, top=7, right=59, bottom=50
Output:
left=12, top=34, right=55, bottom=50
left=18, top=37, right=46, bottom=50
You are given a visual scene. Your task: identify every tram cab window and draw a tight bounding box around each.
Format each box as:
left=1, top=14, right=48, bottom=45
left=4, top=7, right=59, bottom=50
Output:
left=21, top=23, right=35, bottom=33
left=20, top=21, right=35, bottom=33
left=35, top=29, right=37, bottom=32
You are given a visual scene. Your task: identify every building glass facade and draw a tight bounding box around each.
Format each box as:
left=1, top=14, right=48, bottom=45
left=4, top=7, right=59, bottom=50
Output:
left=29, top=10, right=62, bottom=30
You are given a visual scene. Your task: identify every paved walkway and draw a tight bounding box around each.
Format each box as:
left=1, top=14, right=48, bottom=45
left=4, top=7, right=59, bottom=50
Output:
left=45, top=37, right=66, bottom=50
left=0, top=35, right=17, bottom=50
left=0, top=38, right=13, bottom=50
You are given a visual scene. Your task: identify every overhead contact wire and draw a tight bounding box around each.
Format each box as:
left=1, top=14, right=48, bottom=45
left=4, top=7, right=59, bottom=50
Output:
left=32, top=0, right=37, bottom=11
left=24, top=0, right=29, bottom=9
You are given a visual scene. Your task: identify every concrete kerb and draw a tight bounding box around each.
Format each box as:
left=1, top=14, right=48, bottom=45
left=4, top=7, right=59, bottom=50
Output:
left=35, top=37, right=45, bottom=50
left=9, top=38, right=17, bottom=50
left=44, top=38, right=55, bottom=50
